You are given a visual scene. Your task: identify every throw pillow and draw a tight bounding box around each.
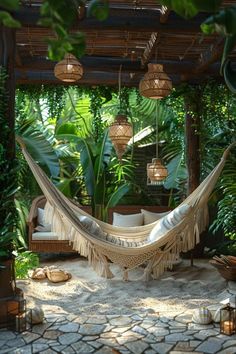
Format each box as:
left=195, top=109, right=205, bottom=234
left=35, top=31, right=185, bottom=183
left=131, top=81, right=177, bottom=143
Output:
left=37, top=207, right=45, bottom=226
left=79, top=215, right=106, bottom=238
left=37, top=207, right=51, bottom=230
left=112, top=212, right=144, bottom=227
left=148, top=204, right=191, bottom=242
left=141, top=209, right=170, bottom=225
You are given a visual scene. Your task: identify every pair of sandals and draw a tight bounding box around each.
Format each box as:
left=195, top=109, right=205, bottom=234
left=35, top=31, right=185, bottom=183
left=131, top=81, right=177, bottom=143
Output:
left=31, top=266, right=72, bottom=283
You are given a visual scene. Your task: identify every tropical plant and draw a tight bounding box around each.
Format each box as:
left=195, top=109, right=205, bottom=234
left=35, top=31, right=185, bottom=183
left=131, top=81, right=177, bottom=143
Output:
left=14, top=250, right=39, bottom=279
left=0, top=67, right=18, bottom=261
left=57, top=128, right=133, bottom=220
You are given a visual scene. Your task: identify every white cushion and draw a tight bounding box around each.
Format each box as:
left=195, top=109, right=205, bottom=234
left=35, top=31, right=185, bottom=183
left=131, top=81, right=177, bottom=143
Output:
left=148, top=204, right=191, bottom=242
left=37, top=208, right=45, bottom=226
left=112, top=212, right=144, bottom=227
left=79, top=215, right=106, bottom=238
left=32, top=232, right=58, bottom=241
left=141, top=209, right=170, bottom=225
left=35, top=224, right=51, bottom=232
left=37, top=207, right=51, bottom=230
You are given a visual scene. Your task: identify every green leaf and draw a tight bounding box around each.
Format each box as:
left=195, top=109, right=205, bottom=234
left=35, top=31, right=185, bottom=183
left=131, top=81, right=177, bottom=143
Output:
left=201, top=7, right=236, bottom=37
left=223, top=59, right=236, bottom=94
left=56, top=122, right=78, bottom=136
left=192, top=0, right=222, bottom=13
left=18, top=129, right=60, bottom=178
left=94, top=129, right=112, bottom=184
left=164, top=153, right=187, bottom=190
left=105, top=184, right=131, bottom=209
left=221, top=34, right=236, bottom=72
left=0, top=11, right=21, bottom=28
left=0, top=0, right=19, bottom=11
left=87, top=0, right=109, bottom=21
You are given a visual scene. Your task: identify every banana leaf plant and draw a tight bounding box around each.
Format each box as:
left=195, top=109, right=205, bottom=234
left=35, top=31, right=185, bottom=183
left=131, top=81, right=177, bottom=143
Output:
left=56, top=127, right=132, bottom=221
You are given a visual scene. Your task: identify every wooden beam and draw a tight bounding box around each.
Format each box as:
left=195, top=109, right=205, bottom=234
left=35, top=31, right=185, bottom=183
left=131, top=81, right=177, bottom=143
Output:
left=141, top=32, right=159, bottom=67
left=160, top=6, right=170, bottom=24
left=16, top=57, right=223, bottom=77
left=14, top=7, right=208, bottom=32
left=182, top=38, right=224, bottom=81
left=195, top=37, right=224, bottom=74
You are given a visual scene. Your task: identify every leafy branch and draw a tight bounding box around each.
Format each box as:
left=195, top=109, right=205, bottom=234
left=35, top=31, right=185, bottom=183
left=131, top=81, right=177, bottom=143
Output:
left=159, top=0, right=236, bottom=92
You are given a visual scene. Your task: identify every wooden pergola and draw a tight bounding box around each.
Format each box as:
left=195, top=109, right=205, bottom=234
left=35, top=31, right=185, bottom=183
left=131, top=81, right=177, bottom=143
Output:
left=1, top=0, right=235, bottom=193
left=13, top=0, right=235, bottom=86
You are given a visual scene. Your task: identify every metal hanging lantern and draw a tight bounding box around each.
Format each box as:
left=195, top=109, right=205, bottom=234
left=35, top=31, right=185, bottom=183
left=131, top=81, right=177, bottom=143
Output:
left=54, top=54, right=83, bottom=82
left=220, top=303, right=236, bottom=335
left=147, top=158, right=168, bottom=185
left=139, top=63, right=172, bottom=99
left=109, top=114, right=133, bottom=161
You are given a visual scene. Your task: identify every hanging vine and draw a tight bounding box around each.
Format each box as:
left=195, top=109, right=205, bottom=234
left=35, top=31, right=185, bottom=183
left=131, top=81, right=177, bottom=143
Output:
left=0, top=67, right=18, bottom=258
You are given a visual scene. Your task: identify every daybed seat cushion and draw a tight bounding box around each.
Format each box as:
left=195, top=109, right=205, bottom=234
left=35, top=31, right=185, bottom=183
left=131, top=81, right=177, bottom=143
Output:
left=32, top=232, right=58, bottom=241
left=141, top=209, right=170, bottom=225
left=112, top=212, right=144, bottom=227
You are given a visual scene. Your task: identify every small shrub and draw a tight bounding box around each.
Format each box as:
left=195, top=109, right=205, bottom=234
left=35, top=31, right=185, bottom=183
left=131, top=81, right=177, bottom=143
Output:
left=14, top=250, right=39, bottom=279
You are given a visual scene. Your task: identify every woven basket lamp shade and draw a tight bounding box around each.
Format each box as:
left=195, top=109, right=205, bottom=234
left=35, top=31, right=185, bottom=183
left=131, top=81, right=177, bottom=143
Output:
left=109, top=114, right=133, bottom=161
left=139, top=63, right=172, bottom=99
left=54, top=54, right=83, bottom=82
left=147, top=158, right=168, bottom=185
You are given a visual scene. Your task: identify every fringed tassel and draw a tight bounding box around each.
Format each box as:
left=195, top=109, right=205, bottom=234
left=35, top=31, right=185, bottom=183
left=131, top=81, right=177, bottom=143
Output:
left=99, top=255, right=114, bottom=279
left=121, top=267, right=129, bottom=281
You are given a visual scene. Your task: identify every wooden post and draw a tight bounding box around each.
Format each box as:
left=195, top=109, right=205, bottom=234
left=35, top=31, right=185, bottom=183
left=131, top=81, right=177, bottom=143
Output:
left=184, top=86, right=201, bottom=265
left=0, top=26, right=16, bottom=160
left=184, top=87, right=201, bottom=194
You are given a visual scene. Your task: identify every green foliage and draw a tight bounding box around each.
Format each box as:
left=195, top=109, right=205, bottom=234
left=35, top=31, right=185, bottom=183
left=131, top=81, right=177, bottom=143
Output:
left=0, top=0, right=21, bottom=28
left=160, top=0, right=222, bottom=19
left=0, top=67, right=18, bottom=259
left=56, top=129, right=133, bottom=220
left=14, top=251, right=39, bottom=279
left=87, top=0, right=109, bottom=21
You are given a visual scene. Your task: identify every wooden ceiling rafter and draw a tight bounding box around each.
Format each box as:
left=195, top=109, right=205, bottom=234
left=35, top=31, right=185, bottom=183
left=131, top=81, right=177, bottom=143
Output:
left=11, top=1, right=236, bottom=87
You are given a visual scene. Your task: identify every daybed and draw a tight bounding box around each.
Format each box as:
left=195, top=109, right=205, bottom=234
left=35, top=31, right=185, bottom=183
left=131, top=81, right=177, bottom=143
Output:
left=27, top=195, right=171, bottom=253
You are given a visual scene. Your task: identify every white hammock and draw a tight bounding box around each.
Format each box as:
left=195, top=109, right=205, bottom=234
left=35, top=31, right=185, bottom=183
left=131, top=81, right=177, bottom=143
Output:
left=18, top=138, right=235, bottom=280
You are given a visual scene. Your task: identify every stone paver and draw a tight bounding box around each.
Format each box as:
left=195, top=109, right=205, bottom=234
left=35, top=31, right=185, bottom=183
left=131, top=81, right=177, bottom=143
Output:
left=3, top=291, right=236, bottom=354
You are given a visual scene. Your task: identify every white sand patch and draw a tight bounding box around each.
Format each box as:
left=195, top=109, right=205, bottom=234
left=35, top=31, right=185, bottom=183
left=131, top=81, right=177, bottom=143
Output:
left=17, top=257, right=227, bottom=317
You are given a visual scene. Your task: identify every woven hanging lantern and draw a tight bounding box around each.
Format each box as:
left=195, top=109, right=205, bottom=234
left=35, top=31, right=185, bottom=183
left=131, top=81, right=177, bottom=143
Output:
left=109, top=114, right=133, bottom=161
left=54, top=54, right=83, bottom=82
left=147, top=158, right=168, bottom=185
left=139, top=63, right=172, bottom=99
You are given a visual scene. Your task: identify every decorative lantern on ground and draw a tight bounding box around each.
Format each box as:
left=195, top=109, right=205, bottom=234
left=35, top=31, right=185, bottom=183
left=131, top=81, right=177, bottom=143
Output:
left=54, top=54, right=83, bottom=82
left=146, top=101, right=168, bottom=185
left=139, top=63, right=172, bottom=99
left=220, top=303, right=236, bottom=335
left=109, top=65, right=133, bottom=161
left=109, top=114, right=133, bottom=161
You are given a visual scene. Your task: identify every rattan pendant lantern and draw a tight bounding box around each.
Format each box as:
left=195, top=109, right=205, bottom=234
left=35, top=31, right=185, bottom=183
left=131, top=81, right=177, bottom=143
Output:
left=54, top=53, right=83, bottom=82
left=139, top=63, right=172, bottom=99
left=109, top=66, right=133, bottom=161
left=147, top=101, right=168, bottom=185
left=109, top=114, right=133, bottom=161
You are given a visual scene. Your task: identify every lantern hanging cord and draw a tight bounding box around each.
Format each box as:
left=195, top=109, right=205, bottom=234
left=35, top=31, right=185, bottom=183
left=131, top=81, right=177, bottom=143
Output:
left=156, top=100, right=159, bottom=158
left=118, top=64, right=122, bottom=112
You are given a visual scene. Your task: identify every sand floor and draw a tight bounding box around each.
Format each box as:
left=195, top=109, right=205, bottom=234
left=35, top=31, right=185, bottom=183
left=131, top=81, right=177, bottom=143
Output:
left=16, top=256, right=229, bottom=318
